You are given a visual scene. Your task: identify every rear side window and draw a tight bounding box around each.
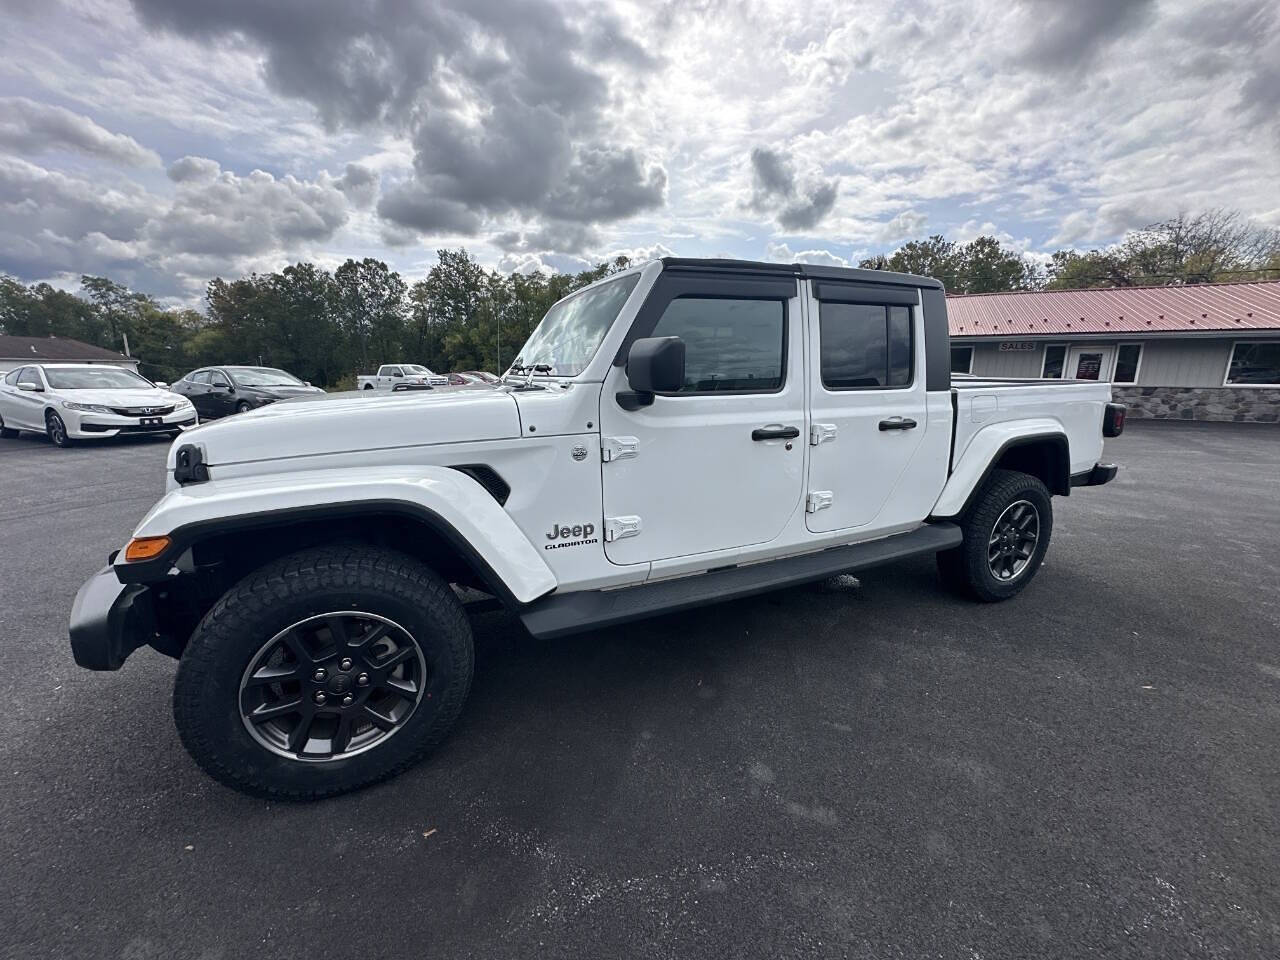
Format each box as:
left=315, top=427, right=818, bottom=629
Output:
left=649, top=297, right=786, bottom=393
left=189, top=371, right=210, bottom=384
left=819, top=303, right=913, bottom=389
left=3, top=368, right=21, bottom=385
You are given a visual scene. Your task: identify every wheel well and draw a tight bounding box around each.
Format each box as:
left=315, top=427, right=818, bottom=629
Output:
left=149, top=511, right=502, bottom=659
left=989, top=437, right=1070, bottom=497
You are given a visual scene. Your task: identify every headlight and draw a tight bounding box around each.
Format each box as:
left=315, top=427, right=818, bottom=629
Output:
left=61, top=400, right=114, bottom=414
left=173, top=396, right=193, bottom=409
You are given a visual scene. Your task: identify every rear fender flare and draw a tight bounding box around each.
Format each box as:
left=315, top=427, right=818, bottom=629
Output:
left=932, top=421, right=1069, bottom=518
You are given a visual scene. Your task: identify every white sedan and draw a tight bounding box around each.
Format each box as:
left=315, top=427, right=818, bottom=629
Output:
left=0, top=363, right=198, bottom=448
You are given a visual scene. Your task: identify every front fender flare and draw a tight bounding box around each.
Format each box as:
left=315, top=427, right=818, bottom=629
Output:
left=115, top=465, right=557, bottom=604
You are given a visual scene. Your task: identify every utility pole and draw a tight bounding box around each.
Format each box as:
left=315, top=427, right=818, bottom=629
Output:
left=121, top=332, right=131, bottom=357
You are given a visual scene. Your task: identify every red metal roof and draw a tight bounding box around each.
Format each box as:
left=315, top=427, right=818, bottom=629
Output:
left=947, top=280, right=1280, bottom=338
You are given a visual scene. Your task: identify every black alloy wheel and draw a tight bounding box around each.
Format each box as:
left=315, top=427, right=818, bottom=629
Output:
left=239, top=611, right=428, bottom=762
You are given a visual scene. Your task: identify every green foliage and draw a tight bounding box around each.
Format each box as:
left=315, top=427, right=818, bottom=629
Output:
left=0, top=250, right=631, bottom=388
left=859, top=235, right=1040, bottom=293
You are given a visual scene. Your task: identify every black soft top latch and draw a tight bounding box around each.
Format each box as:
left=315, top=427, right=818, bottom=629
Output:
left=173, top=444, right=210, bottom=485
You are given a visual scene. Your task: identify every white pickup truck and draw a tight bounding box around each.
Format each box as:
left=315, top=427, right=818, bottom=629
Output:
left=69, top=257, right=1125, bottom=799
left=356, top=363, right=449, bottom=391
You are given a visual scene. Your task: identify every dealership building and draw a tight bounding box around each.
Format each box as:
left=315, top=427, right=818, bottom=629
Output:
left=947, top=281, right=1280, bottom=422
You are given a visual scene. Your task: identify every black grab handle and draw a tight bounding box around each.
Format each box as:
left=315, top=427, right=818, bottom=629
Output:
left=752, top=425, right=801, bottom=441
left=878, top=417, right=918, bottom=431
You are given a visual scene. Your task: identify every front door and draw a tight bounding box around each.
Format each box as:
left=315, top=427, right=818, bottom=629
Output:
left=1066, top=345, right=1115, bottom=381
left=598, top=273, right=805, bottom=565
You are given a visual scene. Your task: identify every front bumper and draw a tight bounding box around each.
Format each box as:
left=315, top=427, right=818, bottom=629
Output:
left=68, top=408, right=198, bottom=438
left=1070, top=462, right=1118, bottom=487
left=68, top=566, right=156, bottom=670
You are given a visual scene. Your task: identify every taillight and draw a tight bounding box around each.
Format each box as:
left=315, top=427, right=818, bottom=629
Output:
left=1103, top=402, right=1126, bottom=437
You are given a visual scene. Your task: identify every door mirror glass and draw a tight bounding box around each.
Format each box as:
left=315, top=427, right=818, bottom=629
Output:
left=627, top=337, right=686, bottom=393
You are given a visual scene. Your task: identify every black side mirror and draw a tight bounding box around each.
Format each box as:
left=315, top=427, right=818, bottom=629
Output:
left=618, top=337, right=685, bottom=410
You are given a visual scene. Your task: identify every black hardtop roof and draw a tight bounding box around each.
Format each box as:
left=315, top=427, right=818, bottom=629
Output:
left=659, top=257, right=943, bottom=290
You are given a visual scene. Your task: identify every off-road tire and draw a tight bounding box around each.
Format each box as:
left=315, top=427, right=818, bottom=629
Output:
left=937, top=469, right=1053, bottom=602
left=173, top=546, right=474, bottom=799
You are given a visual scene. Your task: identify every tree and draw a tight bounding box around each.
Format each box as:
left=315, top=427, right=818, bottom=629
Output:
left=861, top=235, right=1038, bottom=292
left=334, top=258, right=407, bottom=370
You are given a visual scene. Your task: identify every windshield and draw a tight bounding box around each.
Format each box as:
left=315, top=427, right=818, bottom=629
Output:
left=43, top=367, right=152, bottom=390
left=510, top=272, right=642, bottom=377
left=230, top=367, right=304, bottom=387
left=403, top=365, right=434, bottom=375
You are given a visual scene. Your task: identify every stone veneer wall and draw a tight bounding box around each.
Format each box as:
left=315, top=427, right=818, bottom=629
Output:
left=1111, top=386, right=1280, bottom=423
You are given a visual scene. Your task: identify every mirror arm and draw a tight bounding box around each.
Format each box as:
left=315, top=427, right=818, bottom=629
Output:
left=615, top=389, right=654, bottom=411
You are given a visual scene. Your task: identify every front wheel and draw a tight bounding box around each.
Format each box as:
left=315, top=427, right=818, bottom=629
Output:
left=937, top=469, right=1053, bottom=602
left=173, top=546, right=474, bottom=799
left=0, top=413, right=17, bottom=439
left=45, top=411, right=74, bottom=447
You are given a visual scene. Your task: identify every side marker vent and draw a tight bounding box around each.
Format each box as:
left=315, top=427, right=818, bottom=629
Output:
left=449, top=464, right=511, bottom=505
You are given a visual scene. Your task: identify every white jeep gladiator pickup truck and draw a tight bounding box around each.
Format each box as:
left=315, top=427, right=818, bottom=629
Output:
left=69, top=258, right=1125, bottom=799
left=356, top=363, right=449, bottom=391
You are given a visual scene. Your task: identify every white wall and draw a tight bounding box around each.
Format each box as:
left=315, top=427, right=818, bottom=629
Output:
left=963, top=338, right=1238, bottom=386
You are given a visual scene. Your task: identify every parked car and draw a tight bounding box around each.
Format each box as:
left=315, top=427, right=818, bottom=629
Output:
left=357, top=364, right=448, bottom=391
left=461, top=370, right=501, bottom=384
left=172, top=366, right=322, bottom=419
left=0, top=363, right=196, bottom=447
left=446, top=371, right=500, bottom=385
left=69, top=257, right=1125, bottom=799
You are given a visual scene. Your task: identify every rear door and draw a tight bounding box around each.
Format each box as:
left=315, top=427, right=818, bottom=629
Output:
left=598, top=271, right=805, bottom=565
left=805, top=282, right=935, bottom=533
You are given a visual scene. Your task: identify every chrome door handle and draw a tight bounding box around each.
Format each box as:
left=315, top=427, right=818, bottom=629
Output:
left=752, top=425, right=800, bottom=441
left=878, top=417, right=918, bottom=431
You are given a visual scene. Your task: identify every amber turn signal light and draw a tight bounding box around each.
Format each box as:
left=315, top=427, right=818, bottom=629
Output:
left=124, top=536, right=171, bottom=562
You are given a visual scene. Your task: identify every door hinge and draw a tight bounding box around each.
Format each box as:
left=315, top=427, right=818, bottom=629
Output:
left=806, top=491, right=834, bottom=513
left=810, top=423, right=838, bottom=445
left=604, top=516, right=643, bottom=542
left=601, top=436, right=639, bottom=462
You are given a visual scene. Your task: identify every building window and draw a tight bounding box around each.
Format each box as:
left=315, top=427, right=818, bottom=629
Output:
left=1225, top=341, right=1280, bottom=386
left=650, top=297, right=786, bottom=392
left=1114, top=344, right=1142, bottom=383
left=1042, top=344, right=1066, bottom=379
left=819, top=303, right=913, bottom=390
left=950, top=345, right=973, bottom=374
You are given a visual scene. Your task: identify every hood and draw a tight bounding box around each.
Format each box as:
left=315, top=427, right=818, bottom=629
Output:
left=57, top=387, right=185, bottom=408
left=178, top=387, right=521, bottom=466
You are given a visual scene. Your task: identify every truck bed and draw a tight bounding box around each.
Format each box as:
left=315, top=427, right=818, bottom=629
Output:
left=949, top=375, right=1112, bottom=479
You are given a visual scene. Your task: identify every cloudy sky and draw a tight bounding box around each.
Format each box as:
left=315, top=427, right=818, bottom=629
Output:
left=2, top=0, right=1278, bottom=302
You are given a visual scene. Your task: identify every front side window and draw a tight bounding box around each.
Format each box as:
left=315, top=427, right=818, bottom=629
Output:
left=18, top=367, right=44, bottom=387
left=1226, top=341, right=1280, bottom=385
left=209, top=371, right=231, bottom=388
left=1114, top=344, right=1142, bottom=383
left=649, top=297, right=786, bottom=393
left=1042, top=345, right=1066, bottom=379
left=43, top=366, right=151, bottom=389
left=188, top=371, right=210, bottom=384
left=513, top=272, right=642, bottom=377
left=951, top=345, right=973, bottom=374
left=819, top=303, right=913, bottom=390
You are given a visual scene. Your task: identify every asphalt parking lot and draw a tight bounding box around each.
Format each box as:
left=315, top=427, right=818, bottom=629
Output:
left=2, top=422, right=1278, bottom=959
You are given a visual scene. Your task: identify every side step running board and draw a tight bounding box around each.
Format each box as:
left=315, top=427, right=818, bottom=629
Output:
left=520, top=522, right=962, bottom=639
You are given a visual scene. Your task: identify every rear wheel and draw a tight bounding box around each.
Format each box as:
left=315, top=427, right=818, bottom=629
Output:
left=173, top=546, right=474, bottom=799
left=235, top=400, right=252, bottom=415
left=45, top=410, right=74, bottom=447
left=937, top=469, right=1053, bottom=602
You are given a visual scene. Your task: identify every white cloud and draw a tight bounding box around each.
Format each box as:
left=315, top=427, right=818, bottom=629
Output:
left=0, top=96, right=161, bottom=167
